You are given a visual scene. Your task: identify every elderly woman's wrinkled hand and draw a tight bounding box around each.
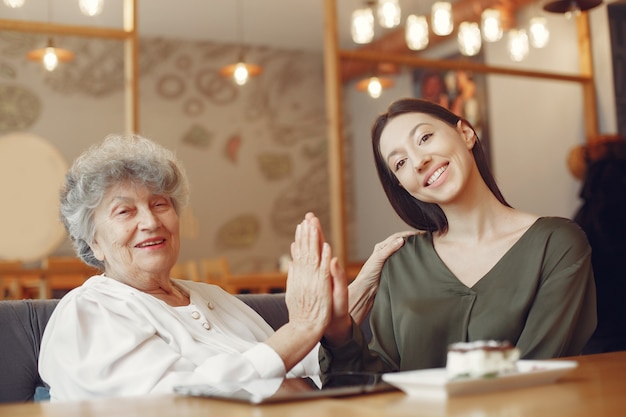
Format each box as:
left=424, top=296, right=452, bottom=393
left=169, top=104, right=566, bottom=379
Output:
left=285, top=218, right=334, bottom=337
left=348, top=230, right=421, bottom=324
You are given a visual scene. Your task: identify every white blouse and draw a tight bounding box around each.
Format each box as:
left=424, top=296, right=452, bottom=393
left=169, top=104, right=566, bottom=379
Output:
left=39, top=275, right=320, bottom=401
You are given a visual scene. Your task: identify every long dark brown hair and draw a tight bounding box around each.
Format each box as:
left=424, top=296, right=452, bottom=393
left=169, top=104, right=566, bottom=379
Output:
left=372, top=98, right=510, bottom=232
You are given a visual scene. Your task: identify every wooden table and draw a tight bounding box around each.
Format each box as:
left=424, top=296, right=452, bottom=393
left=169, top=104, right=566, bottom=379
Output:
left=1, top=351, right=625, bottom=417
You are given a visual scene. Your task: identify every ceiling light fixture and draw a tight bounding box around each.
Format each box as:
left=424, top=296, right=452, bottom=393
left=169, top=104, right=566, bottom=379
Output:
left=3, top=0, right=25, bottom=8
left=79, top=0, right=104, bottom=17
left=26, top=37, right=75, bottom=71
left=377, top=0, right=401, bottom=29
left=356, top=75, right=394, bottom=99
left=457, top=22, right=482, bottom=56
left=481, top=9, right=503, bottom=42
left=220, top=0, right=262, bottom=86
left=508, top=29, right=530, bottom=62
left=405, top=14, right=429, bottom=51
left=25, top=1, right=74, bottom=72
left=431, top=2, right=454, bottom=36
left=351, top=2, right=375, bottom=44
left=529, top=16, right=550, bottom=48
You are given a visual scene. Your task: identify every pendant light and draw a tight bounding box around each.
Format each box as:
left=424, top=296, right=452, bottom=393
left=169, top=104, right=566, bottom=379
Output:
left=431, top=2, right=453, bottom=36
left=508, top=29, right=529, bottom=62
left=405, top=14, right=429, bottom=51
left=79, top=0, right=104, bottom=17
left=377, top=0, right=401, bottom=29
left=457, top=22, right=481, bottom=56
left=351, top=3, right=375, bottom=44
left=529, top=16, right=550, bottom=48
left=356, top=76, right=394, bottom=99
left=25, top=1, right=74, bottom=72
left=220, top=0, right=262, bottom=85
left=3, top=0, right=25, bottom=8
left=27, top=38, right=75, bottom=71
left=481, top=9, right=503, bottom=42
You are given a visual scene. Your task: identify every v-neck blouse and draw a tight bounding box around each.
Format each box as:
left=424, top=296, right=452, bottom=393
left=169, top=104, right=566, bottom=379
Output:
left=320, top=217, right=597, bottom=373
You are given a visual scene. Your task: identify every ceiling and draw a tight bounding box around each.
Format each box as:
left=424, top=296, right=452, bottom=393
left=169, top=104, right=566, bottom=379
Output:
left=0, top=0, right=369, bottom=52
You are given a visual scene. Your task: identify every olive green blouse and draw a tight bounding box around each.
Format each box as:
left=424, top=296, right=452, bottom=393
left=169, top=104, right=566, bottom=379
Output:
left=320, top=217, right=597, bottom=374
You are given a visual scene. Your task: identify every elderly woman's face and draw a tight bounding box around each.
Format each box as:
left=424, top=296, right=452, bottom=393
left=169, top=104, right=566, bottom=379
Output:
left=90, top=181, right=180, bottom=283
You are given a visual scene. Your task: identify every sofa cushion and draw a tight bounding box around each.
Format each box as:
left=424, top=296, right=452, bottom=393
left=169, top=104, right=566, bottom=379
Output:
left=0, top=299, right=59, bottom=403
left=0, top=292, right=372, bottom=403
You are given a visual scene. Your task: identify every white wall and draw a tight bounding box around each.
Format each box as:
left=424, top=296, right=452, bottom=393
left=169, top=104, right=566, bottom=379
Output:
left=348, top=5, right=617, bottom=261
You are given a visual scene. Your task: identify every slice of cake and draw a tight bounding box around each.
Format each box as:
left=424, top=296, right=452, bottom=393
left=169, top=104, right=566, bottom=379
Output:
left=446, top=340, right=520, bottom=379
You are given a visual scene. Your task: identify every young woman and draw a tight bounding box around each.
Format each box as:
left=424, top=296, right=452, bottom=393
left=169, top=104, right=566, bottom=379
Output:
left=307, top=98, right=597, bottom=374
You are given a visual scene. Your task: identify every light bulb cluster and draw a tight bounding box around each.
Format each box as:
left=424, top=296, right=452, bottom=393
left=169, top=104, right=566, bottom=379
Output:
left=351, top=1, right=551, bottom=63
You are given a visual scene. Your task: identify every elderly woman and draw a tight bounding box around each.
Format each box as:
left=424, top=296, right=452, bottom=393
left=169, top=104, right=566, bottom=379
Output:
left=39, top=134, right=412, bottom=401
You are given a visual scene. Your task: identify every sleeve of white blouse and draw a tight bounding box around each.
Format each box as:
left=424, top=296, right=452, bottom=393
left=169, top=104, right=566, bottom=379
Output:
left=39, top=291, right=287, bottom=401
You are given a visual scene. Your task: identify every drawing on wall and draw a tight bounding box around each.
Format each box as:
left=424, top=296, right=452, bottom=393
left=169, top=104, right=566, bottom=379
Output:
left=225, top=134, right=241, bottom=163
left=0, top=62, right=16, bottom=79
left=182, top=124, right=213, bottom=149
left=217, top=214, right=260, bottom=249
left=271, top=158, right=329, bottom=237
left=0, top=84, right=41, bottom=133
left=413, top=54, right=491, bottom=162
left=257, top=152, right=292, bottom=180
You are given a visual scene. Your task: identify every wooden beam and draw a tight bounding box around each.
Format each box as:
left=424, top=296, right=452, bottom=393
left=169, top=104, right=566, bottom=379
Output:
left=339, top=49, right=592, bottom=83
left=323, top=0, right=347, bottom=266
left=576, top=13, right=599, bottom=142
left=0, top=19, right=130, bottom=39
left=124, top=0, right=139, bottom=134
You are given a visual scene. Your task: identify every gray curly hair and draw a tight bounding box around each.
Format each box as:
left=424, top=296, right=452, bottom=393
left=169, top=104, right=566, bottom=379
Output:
left=59, top=134, right=190, bottom=270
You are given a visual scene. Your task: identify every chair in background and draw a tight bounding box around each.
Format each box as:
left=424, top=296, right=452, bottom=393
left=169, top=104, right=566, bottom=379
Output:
left=199, top=257, right=231, bottom=287
left=0, top=260, right=44, bottom=300
left=171, top=260, right=200, bottom=281
left=42, top=257, right=100, bottom=299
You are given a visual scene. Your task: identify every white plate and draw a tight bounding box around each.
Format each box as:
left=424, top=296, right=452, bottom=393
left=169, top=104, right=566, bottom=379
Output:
left=382, top=360, right=578, bottom=399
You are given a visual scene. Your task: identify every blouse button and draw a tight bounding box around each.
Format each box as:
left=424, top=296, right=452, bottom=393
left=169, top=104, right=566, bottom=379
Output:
left=191, top=311, right=201, bottom=320
left=207, top=301, right=214, bottom=310
left=202, top=321, right=211, bottom=330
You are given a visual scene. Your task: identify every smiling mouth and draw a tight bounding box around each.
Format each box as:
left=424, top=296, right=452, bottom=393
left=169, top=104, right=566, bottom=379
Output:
left=426, top=165, right=448, bottom=186
left=136, top=239, right=165, bottom=248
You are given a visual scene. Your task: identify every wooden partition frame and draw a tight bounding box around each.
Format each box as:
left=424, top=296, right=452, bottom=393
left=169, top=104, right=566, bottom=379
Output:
left=323, top=0, right=599, bottom=266
left=0, top=0, right=139, bottom=133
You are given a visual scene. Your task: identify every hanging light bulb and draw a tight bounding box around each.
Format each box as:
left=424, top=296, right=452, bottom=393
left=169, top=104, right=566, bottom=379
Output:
left=356, top=75, right=394, bottom=99
left=457, top=22, right=481, bottom=56
left=351, top=6, right=375, bottom=44
left=3, top=0, right=25, bottom=8
left=367, top=77, right=383, bottom=98
left=26, top=38, right=74, bottom=72
left=508, top=29, right=529, bottom=62
left=481, top=9, right=503, bottom=42
left=79, top=0, right=104, bottom=17
left=405, top=15, right=429, bottom=51
left=377, top=0, right=401, bottom=29
left=529, top=17, right=550, bottom=48
left=431, top=2, right=453, bottom=36
left=219, top=0, right=262, bottom=85
left=42, top=47, right=59, bottom=71
left=233, top=62, right=249, bottom=86
left=220, top=59, right=262, bottom=86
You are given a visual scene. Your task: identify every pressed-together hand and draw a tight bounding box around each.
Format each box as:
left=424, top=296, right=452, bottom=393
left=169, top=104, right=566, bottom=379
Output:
left=285, top=216, right=334, bottom=337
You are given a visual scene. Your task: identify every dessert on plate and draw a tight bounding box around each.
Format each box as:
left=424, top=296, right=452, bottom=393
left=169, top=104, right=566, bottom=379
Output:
left=446, top=340, right=520, bottom=379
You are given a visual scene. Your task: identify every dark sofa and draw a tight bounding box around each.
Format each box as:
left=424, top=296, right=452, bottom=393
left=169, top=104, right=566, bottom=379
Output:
left=0, top=293, right=371, bottom=403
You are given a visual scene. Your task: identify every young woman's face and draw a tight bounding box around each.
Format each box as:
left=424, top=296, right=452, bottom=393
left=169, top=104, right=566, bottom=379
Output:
left=379, top=112, right=476, bottom=205
left=90, top=181, right=180, bottom=283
